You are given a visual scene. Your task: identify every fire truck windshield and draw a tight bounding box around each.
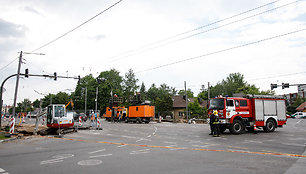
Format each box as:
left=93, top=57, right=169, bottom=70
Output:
left=209, top=98, right=224, bottom=110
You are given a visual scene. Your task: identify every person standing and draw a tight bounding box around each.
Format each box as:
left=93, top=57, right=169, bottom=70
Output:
left=212, top=110, right=220, bottom=137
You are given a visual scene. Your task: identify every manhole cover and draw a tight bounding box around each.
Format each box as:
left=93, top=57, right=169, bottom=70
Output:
left=78, top=159, right=102, bottom=166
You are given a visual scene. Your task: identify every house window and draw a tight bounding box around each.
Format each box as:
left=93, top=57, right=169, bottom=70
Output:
left=136, top=107, right=138, bottom=111
left=179, top=112, right=184, bottom=117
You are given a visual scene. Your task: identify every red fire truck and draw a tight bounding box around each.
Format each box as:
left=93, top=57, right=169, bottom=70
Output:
left=208, top=95, right=287, bottom=134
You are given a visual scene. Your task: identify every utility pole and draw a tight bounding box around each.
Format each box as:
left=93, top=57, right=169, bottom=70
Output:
left=208, top=82, right=210, bottom=100
left=85, top=87, right=87, bottom=116
left=12, top=51, right=23, bottom=118
left=185, top=81, right=188, bottom=120
left=95, top=87, right=98, bottom=113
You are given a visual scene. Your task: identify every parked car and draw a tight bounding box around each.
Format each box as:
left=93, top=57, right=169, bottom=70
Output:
left=291, top=112, right=306, bottom=119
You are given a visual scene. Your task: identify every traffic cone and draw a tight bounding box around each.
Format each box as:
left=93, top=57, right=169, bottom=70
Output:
left=254, top=123, right=257, bottom=134
left=9, top=117, right=15, bottom=134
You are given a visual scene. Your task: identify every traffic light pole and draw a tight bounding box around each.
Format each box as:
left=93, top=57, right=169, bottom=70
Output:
left=0, top=72, right=80, bottom=128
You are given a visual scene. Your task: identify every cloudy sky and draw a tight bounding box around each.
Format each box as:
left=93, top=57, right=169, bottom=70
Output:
left=0, top=0, right=305, bottom=105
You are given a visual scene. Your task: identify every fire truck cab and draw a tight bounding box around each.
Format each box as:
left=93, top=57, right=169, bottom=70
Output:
left=208, top=95, right=287, bottom=134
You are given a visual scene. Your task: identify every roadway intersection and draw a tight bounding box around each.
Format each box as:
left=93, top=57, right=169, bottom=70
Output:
left=0, top=118, right=305, bottom=174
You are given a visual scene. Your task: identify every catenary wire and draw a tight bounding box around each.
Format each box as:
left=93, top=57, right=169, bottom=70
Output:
left=135, top=28, right=306, bottom=74
left=0, top=57, right=19, bottom=72
left=107, top=0, right=302, bottom=64
left=30, top=0, right=124, bottom=53
left=92, top=0, right=283, bottom=65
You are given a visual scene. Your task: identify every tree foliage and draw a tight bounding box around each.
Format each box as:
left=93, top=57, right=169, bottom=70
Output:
left=198, top=72, right=274, bottom=99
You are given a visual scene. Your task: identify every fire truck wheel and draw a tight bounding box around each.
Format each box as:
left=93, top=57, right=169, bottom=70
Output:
left=263, top=119, right=276, bottom=132
left=219, top=125, right=227, bottom=133
left=230, top=119, right=244, bottom=134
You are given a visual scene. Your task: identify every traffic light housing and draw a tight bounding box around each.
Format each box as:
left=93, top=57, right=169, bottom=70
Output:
left=282, top=83, right=289, bottom=89
left=54, top=72, right=57, bottom=80
left=25, top=69, right=29, bottom=78
left=78, top=75, right=81, bottom=84
left=270, top=84, right=277, bottom=90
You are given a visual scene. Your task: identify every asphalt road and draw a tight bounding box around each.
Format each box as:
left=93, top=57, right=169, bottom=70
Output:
left=0, top=118, right=305, bottom=174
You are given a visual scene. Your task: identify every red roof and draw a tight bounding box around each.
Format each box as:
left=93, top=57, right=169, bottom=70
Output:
left=296, top=102, right=306, bottom=111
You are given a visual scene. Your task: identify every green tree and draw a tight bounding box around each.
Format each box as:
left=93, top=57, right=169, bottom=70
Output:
left=123, top=69, right=139, bottom=105
left=97, top=69, right=123, bottom=113
left=178, top=89, right=194, bottom=98
left=188, top=98, right=204, bottom=117
left=73, top=74, right=97, bottom=113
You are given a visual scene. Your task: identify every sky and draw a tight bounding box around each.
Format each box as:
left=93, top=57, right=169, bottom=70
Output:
left=0, top=0, right=306, bottom=106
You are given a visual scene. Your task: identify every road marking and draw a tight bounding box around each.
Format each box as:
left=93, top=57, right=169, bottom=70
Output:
left=89, top=154, right=112, bottom=158
left=40, top=159, right=63, bottom=165
left=282, top=143, right=305, bottom=147
left=89, top=149, right=106, bottom=154
left=117, top=144, right=128, bottom=147
left=130, top=149, right=150, bottom=155
left=40, top=154, right=74, bottom=165
left=40, top=136, right=306, bottom=158
left=136, top=138, right=151, bottom=142
left=78, top=159, right=102, bottom=166
left=297, top=119, right=303, bottom=124
left=0, top=168, right=5, bottom=172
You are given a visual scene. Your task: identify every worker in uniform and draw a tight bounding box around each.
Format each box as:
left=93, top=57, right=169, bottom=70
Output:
left=211, top=110, right=220, bottom=137
left=209, top=111, right=215, bottom=135
left=90, top=112, right=95, bottom=127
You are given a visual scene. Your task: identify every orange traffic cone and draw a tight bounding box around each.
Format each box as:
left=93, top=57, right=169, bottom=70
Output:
left=254, top=123, right=257, bottom=134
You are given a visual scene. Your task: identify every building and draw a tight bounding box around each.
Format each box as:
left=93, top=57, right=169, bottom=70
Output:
left=296, top=102, right=306, bottom=112
left=172, top=96, right=207, bottom=120
left=1, top=105, right=12, bottom=114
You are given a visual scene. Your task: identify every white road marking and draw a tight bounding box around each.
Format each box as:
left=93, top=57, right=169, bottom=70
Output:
left=40, top=154, right=74, bottom=165
left=122, top=135, right=138, bottom=139
left=282, top=143, right=305, bottom=147
left=117, top=144, right=128, bottom=148
left=40, top=159, right=63, bottom=165
left=78, top=159, right=102, bottom=166
left=0, top=168, right=5, bottom=172
left=89, top=149, right=106, bottom=154
left=136, top=138, right=151, bottom=142
left=89, top=154, right=112, bottom=158
left=297, top=119, right=303, bottom=124
left=130, top=149, right=150, bottom=155
left=147, top=135, right=151, bottom=138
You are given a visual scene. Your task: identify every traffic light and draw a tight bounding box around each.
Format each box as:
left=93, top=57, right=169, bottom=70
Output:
left=78, top=75, right=81, bottom=84
left=54, top=72, right=57, bottom=80
left=25, top=69, right=29, bottom=78
left=270, top=84, right=277, bottom=90
left=282, top=83, right=289, bottom=89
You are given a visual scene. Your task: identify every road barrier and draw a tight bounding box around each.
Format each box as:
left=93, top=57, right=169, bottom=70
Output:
left=9, top=117, right=15, bottom=134
left=79, top=116, right=82, bottom=126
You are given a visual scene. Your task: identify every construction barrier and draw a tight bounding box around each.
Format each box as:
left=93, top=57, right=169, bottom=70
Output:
left=79, top=116, right=82, bottom=126
left=41, top=116, right=45, bottom=125
left=9, top=117, right=15, bottom=134
left=97, top=118, right=102, bottom=129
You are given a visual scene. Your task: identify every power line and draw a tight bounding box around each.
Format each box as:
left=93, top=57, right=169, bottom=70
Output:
left=31, top=0, right=124, bottom=53
left=106, top=0, right=301, bottom=64
left=0, top=57, right=18, bottom=72
left=135, top=28, right=306, bottom=74
left=248, top=71, right=306, bottom=81
left=87, top=0, right=294, bottom=68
